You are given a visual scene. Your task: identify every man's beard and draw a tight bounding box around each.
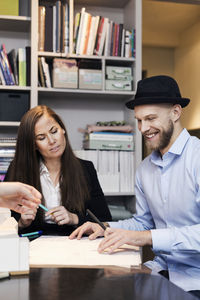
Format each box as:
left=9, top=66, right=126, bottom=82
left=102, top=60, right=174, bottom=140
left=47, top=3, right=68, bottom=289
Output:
left=144, top=120, right=174, bottom=152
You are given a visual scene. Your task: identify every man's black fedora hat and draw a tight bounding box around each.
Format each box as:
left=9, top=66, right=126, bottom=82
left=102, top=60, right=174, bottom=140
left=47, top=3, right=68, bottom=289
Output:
left=126, top=75, right=190, bottom=109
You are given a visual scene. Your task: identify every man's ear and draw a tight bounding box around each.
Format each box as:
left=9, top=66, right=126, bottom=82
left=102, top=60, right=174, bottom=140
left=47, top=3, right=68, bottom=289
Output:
left=172, top=104, right=182, bottom=122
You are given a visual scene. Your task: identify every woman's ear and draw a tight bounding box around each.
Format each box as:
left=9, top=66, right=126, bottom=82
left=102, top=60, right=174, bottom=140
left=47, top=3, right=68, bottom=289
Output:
left=63, top=129, right=65, bottom=134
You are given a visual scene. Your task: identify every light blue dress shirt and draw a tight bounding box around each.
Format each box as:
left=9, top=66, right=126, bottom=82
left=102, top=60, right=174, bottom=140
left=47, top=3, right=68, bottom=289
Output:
left=110, top=129, right=200, bottom=291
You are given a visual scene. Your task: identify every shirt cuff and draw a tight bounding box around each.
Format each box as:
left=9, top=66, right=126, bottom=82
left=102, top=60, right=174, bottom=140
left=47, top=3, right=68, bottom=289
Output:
left=151, top=228, right=173, bottom=253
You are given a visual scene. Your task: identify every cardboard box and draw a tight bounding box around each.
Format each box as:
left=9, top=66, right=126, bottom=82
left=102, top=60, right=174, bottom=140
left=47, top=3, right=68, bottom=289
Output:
left=105, top=80, right=132, bottom=91
left=83, top=139, right=134, bottom=151
left=52, top=59, right=78, bottom=89
left=106, top=66, right=132, bottom=80
left=79, top=69, right=102, bottom=90
left=0, top=91, right=29, bottom=121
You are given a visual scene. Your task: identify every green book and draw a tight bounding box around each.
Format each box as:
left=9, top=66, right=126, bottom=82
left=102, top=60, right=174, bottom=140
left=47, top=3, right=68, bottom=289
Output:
left=0, top=0, right=19, bottom=16
left=18, top=48, right=26, bottom=86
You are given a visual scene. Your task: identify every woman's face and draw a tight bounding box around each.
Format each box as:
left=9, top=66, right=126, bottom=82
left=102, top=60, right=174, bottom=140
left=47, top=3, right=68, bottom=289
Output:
left=34, top=114, right=66, bottom=161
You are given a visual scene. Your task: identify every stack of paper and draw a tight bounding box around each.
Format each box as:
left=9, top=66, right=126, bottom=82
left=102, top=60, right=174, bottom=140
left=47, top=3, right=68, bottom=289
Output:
left=30, top=236, right=141, bottom=268
left=0, top=217, right=29, bottom=274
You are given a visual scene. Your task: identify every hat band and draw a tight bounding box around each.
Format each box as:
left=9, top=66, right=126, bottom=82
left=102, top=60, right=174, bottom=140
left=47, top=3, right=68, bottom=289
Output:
left=135, top=91, right=181, bottom=99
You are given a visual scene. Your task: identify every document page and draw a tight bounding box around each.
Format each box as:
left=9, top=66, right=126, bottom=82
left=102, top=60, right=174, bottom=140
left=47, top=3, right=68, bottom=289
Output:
left=30, top=236, right=141, bottom=268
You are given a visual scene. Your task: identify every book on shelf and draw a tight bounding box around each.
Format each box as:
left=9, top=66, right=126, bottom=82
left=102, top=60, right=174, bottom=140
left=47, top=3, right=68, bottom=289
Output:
left=73, top=12, right=81, bottom=54
left=0, top=0, right=19, bottom=16
left=94, top=17, right=104, bottom=56
left=114, top=23, right=120, bottom=56
left=18, top=48, right=26, bottom=86
left=0, top=45, right=15, bottom=86
left=44, top=2, right=54, bottom=52
left=121, top=28, right=125, bottom=57
left=39, top=1, right=70, bottom=54
left=0, top=137, right=16, bottom=145
left=78, top=12, right=91, bottom=55
left=86, top=15, right=100, bottom=56
left=1, top=44, right=15, bottom=84
left=38, top=57, right=45, bottom=87
left=63, top=1, right=69, bottom=54
left=75, top=7, right=86, bottom=55
left=38, top=6, right=46, bottom=51
left=0, top=157, right=13, bottom=174
left=40, top=57, right=51, bottom=88
left=131, top=29, right=136, bottom=58
left=0, top=54, right=10, bottom=85
left=82, top=13, right=92, bottom=55
left=104, top=21, right=111, bottom=57
left=7, top=49, right=19, bottom=85
left=96, top=17, right=109, bottom=56
left=0, top=63, right=6, bottom=86
left=125, top=30, right=132, bottom=58
left=117, top=24, right=123, bottom=57
left=109, top=22, right=115, bottom=56
left=25, top=46, right=31, bottom=86
left=55, top=0, right=61, bottom=53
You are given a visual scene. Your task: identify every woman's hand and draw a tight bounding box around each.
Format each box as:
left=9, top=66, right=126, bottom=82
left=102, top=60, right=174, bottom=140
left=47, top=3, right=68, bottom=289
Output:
left=18, top=207, right=38, bottom=228
left=45, top=206, right=79, bottom=226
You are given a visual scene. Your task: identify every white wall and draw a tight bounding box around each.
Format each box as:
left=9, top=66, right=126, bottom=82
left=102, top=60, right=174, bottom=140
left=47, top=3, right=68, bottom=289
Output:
left=142, top=46, right=174, bottom=78
left=174, top=21, right=200, bottom=130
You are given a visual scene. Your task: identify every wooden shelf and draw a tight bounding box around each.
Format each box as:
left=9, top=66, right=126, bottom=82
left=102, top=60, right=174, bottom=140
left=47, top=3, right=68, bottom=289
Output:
left=38, top=87, right=135, bottom=97
left=0, top=86, right=31, bottom=91
left=75, top=0, right=130, bottom=8
left=38, top=51, right=136, bottom=62
left=0, top=15, right=31, bottom=32
left=0, top=122, right=20, bottom=127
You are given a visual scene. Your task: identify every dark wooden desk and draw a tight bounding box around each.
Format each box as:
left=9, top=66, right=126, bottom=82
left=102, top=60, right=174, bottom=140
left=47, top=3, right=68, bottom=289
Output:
left=0, top=267, right=197, bottom=300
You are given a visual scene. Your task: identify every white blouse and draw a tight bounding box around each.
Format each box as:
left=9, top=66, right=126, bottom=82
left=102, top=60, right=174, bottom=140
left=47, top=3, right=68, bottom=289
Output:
left=40, top=162, right=61, bottom=224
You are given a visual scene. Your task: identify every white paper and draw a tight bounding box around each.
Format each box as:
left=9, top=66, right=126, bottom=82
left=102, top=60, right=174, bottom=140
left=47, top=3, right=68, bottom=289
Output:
left=30, top=236, right=141, bottom=268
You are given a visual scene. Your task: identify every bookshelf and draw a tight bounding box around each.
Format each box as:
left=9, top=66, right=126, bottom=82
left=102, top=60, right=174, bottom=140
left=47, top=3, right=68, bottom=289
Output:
left=0, top=0, right=142, bottom=220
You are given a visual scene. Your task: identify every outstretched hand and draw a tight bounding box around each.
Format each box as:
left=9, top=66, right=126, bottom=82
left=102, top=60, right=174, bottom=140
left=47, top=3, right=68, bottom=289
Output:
left=0, top=182, right=41, bottom=213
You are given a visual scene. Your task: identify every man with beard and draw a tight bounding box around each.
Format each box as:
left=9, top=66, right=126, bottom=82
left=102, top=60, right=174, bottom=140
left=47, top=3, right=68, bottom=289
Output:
left=70, top=75, right=200, bottom=297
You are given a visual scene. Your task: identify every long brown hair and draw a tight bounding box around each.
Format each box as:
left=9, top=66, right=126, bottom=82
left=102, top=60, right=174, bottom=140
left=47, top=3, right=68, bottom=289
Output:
left=7, top=105, right=89, bottom=214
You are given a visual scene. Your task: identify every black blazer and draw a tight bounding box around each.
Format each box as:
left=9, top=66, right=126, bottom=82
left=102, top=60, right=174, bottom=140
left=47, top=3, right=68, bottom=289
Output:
left=8, top=159, right=112, bottom=236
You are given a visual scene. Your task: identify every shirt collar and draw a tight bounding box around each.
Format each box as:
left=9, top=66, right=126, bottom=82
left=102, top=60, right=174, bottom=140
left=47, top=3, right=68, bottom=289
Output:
left=150, top=128, right=190, bottom=165
left=40, top=161, right=49, bottom=175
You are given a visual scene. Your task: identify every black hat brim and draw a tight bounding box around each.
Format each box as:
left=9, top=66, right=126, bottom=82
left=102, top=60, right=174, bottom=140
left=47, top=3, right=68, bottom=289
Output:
left=126, top=97, right=190, bottom=109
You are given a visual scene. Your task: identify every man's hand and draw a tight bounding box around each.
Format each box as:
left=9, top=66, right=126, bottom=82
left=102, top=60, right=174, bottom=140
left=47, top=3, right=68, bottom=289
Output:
left=45, top=206, right=79, bottom=225
left=69, top=221, right=104, bottom=240
left=98, top=228, right=152, bottom=254
left=0, top=182, right=41, bottom=213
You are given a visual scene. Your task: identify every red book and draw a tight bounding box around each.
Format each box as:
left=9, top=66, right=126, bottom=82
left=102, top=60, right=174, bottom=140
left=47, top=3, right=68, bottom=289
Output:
left=112, top=23, right=118, bottom=56
left=94, top=17, right=104, bottom=55
left=114, top=24, right=120, bottom=57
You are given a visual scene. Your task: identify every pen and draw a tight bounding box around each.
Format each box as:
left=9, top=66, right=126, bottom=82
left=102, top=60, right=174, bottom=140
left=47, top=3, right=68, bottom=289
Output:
left=86, top=209, right=106, bottom=230
left=39, top=203, right=48, bottom=212
left=19, top=230, right=43, bottom=237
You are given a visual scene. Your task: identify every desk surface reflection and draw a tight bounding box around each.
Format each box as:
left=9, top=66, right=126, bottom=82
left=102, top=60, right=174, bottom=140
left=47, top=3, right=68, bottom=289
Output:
left=0, top=268, right=197, bottom=300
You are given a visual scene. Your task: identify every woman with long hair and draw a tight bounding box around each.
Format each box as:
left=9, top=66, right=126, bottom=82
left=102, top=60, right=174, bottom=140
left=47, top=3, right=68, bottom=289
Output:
left=6, top=105, right=111, bottom=235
